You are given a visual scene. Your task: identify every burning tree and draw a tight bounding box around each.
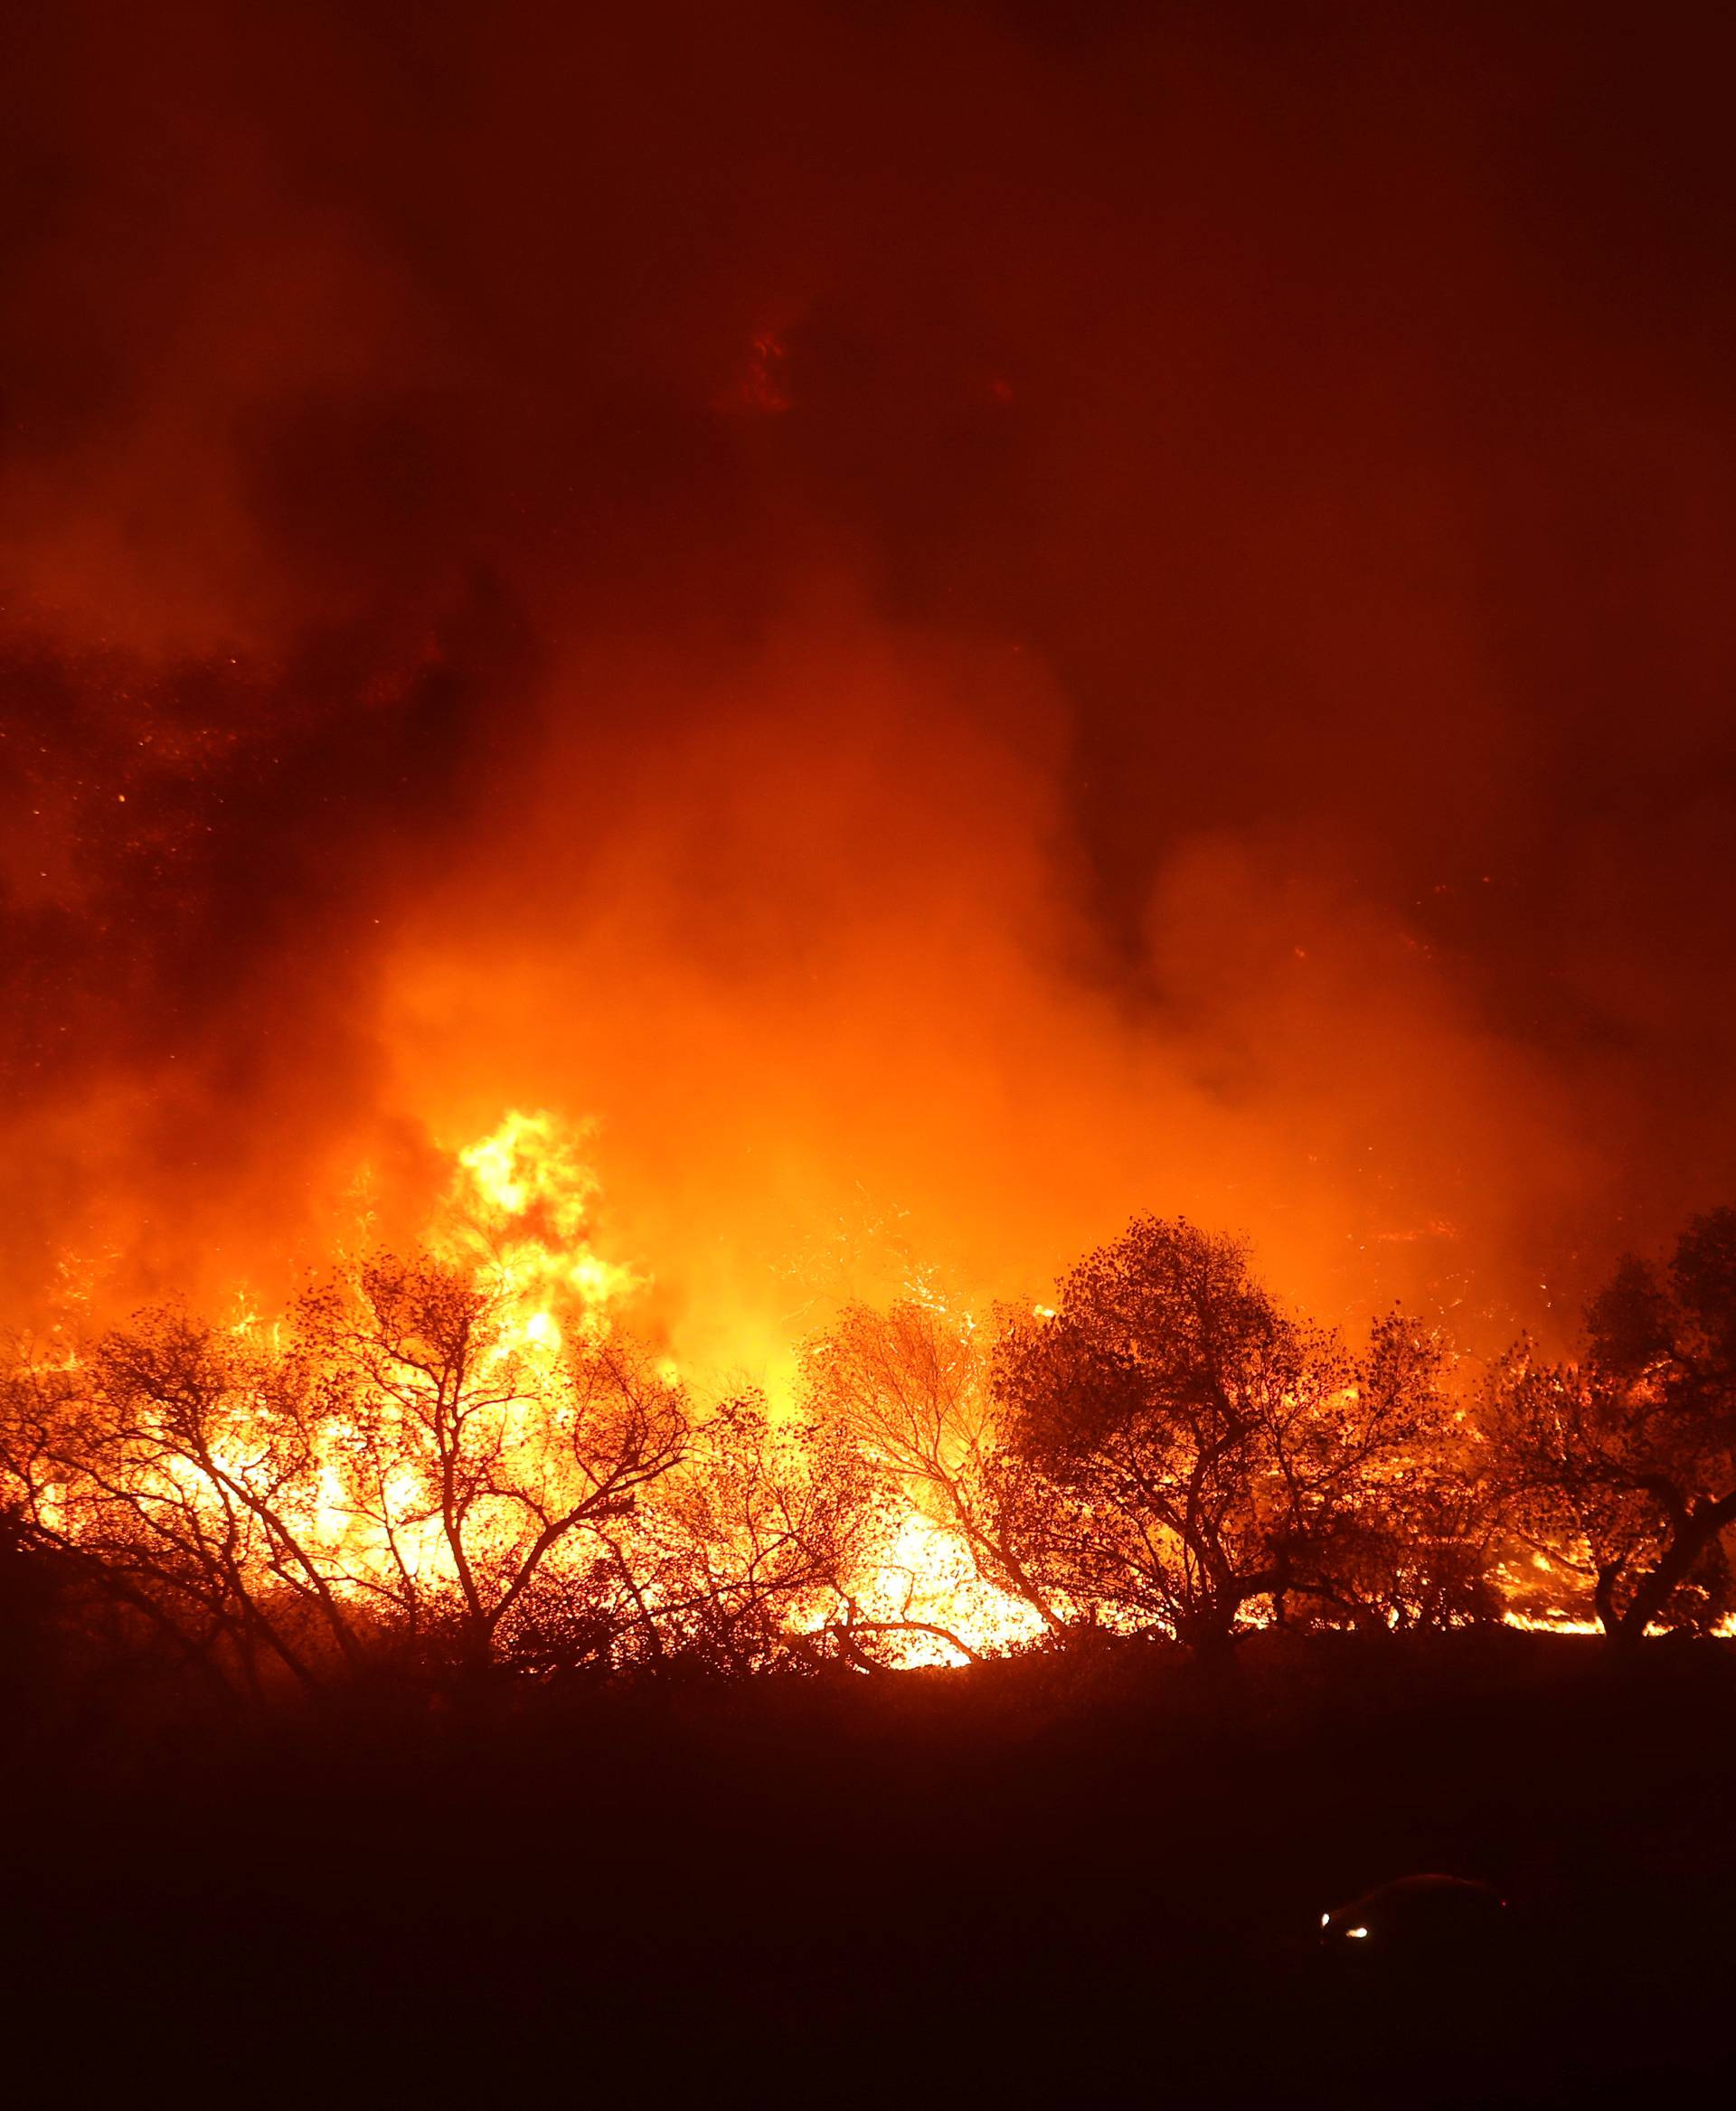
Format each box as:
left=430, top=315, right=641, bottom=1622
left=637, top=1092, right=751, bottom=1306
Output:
left=0, top=1255, right=695, bottom=1691
left=628, top=1396, right=886, bottom=1673
left=0, top=1307, right=373, bottom=1692
left=297, top=1253, right=690, bottom=1673
left=0, top=1248, right=931, bottom=1687
left=1484, top=1207, right=1736, bottom=1644
left=990, top=1218, right=1459, bottom=1650
left=802, top=1298, right=1067, bottom=1651
left=1280, top=1315, right=1500, bottom=1634
left=24, top=1101, right=1722, bottom=1687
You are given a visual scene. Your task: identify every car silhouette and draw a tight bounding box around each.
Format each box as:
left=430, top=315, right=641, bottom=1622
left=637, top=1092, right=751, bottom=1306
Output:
left=1319, top=1873, right=1508, bottom=1962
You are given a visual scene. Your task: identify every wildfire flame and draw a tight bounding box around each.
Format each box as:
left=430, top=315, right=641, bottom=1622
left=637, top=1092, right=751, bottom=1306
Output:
left=436, top=1109, right=1038, bottom=1662
left=12, top=1106, right=1731, bottom=1672
left=447, top=1109, right=640, bottom=1358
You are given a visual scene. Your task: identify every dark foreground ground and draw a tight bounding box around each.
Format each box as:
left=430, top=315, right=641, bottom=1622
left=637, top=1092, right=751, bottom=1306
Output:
left=3, top=1633, right=1732, bottom=2106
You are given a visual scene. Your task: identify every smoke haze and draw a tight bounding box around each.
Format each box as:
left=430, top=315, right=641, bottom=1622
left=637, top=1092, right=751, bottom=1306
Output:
left=5, top=2, right=1735, bottom=1369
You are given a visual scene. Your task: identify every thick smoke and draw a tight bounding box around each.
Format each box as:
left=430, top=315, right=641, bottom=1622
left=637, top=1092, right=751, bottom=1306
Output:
left=4, top=2, right=1734, bottom=1365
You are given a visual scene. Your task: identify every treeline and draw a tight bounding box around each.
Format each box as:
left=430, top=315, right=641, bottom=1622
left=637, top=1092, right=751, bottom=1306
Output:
left=3, top=1211, right=1733, bottom=1698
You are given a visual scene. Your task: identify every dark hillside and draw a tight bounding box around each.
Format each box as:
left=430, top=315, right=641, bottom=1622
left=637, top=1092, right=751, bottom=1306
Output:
left=4, top=1635, right=1731, bottom=2105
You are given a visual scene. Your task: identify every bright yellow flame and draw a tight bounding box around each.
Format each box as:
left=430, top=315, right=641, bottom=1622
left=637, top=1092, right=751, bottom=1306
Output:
left=445, top=1108, right=640, bottom=1359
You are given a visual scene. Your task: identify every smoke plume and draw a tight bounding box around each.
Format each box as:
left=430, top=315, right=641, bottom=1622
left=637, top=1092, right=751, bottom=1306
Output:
left=5, top=2, right=1734, bottom=1372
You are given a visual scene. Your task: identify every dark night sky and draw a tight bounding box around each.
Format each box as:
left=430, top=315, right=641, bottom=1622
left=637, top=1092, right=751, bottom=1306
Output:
left=3, top=2, right=1734, bottom=1354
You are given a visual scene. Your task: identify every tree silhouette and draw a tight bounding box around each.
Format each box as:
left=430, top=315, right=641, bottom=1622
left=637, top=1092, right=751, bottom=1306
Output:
left=0, top=1307, right=368, bottom=1692
left=1485, top=1207, right=1736, bottom=1644
left=626, top=1395, right=885, bottom=1673
left=1, top=1255, right=695, bottom=1690
left=992, top=1219, right=1445, bottom=1650
left=21, top=1210, right=1722, bottom=1682
left=300, top=1253, right=689, bottom=1673
left=803, top=1298, right=1067, bottom=1643
left=1282, top=1316, right=1499, bottom=1633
